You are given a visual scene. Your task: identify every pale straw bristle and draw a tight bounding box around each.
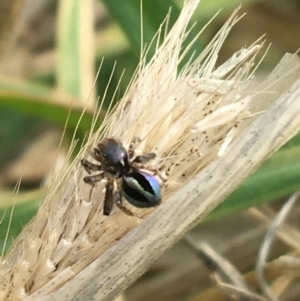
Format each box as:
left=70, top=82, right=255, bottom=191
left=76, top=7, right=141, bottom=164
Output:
left=1, top=0, right=300, bottom=300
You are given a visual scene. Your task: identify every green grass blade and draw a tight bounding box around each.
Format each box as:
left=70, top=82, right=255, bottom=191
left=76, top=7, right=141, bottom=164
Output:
left=102, top=0, right=203, bottom=62
left=102, top=0, right=153, bottom=58
left=0, top=189, right=42, bottom=254
left=0, top=78, right=100, bottom=133
left=57, top=0, right=95, bottom=102
left=209, top=134, right=300, bottom=220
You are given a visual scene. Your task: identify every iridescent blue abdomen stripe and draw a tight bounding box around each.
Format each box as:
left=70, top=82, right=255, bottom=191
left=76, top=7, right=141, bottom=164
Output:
left=122, top=171, right=161, bottom=208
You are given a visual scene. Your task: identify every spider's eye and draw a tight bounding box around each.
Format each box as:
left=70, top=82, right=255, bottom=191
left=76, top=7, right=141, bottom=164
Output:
left=122, top=171, right=161, bottom=208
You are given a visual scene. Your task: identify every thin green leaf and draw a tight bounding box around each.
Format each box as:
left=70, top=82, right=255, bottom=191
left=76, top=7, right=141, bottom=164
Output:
left=0, top=78, right=100, bottom=133
left=0, top=189, right=42, bottom=253
left=57, top=0, right=95, bottom=103
left=209, top=134, right=300, bottom=220
left=195, top=0, right=263, bottom=23
left=102, top=0, right=153, bottom=58
left=102, top=0, right=204, bottom=62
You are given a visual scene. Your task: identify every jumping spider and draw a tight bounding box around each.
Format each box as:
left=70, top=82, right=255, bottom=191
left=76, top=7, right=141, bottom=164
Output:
left=81, top=137, right=161, bottom=216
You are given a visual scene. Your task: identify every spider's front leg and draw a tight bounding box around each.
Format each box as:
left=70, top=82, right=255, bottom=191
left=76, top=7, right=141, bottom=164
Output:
left=82, top=172, right=104, bottom=187
left=103, top=177, right=114, bottom=216
left=81, top=159, right=104, bottom=186
left=81, top=159, right=102, bottom=174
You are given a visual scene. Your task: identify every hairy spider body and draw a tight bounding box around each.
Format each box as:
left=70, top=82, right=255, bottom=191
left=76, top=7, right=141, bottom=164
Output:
left=81, top=137, right=161, bottom=216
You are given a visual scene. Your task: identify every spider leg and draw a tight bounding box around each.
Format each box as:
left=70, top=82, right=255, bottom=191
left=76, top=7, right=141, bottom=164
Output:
left=83, top=172, right=104, bottom=186
left=154, top=169, right=168, bottom=182
left=103, top=178, right=114, bottom=216
left=81, top=159, right=102, bottom=174
left=135, top=162, right=167, bottom=182
left=128, top=136, right=141, bottom=159
left=132, top=152, right=167, bottom=182
left=132, top=152, right=156, bottom=164
left=115, top=178, right=142, bottom=218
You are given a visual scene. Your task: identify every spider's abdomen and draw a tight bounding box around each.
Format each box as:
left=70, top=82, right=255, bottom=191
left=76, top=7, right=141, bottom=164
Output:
left=122, top=171, right=161, bottom=208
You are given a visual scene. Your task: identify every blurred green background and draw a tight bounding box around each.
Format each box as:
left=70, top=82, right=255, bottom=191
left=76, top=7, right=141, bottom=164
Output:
left=0, top=0, right=300, bottom=300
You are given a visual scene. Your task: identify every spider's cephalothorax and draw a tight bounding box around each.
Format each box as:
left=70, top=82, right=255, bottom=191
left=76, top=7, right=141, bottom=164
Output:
left=81, top=137, right=161, bottom=216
